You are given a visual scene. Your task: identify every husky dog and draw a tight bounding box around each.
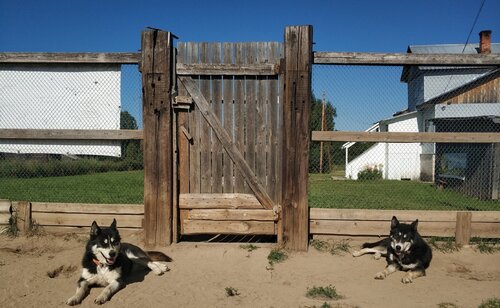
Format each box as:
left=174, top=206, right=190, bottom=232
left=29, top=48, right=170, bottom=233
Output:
left=352, top=216, right=432, bottom=284
left=66, top=219, right=172, bottom=305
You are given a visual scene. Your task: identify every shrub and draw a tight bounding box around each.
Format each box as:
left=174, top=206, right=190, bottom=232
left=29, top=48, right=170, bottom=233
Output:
left=357, top=164, right=383, bottom=180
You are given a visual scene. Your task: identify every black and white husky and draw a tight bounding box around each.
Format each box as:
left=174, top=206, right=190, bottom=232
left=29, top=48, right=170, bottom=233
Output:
left=352, top=216, right=432, bottom=284
left=66, top=219, right=172, bottom=305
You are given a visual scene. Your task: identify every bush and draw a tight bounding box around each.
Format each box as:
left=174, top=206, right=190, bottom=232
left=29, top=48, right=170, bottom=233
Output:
left=357, top=164, right=383, bottom=180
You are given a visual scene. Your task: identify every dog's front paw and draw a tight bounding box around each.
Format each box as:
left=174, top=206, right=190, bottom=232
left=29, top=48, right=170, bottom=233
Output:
left=66, top=296, right=81, bottom=306
left=94, top=295, right=109, bottom=305
left=374, top=271, right=386, bottom=280
left=352, top=250, right=362, bottom=257
left=374, top=252, right=382, bottom=260
left=402, top=274, right=413, bottom=284
left=149, top=261, right=170, bottom=275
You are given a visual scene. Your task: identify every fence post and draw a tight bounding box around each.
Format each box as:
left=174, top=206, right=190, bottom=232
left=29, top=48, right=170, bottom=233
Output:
left=281, top=25, right=313, bottom=251
left=455, top=211, right=472, bottom=246
left=16, top=201, right=32, bottom=234
left=140, top=29, right=174, bottom=247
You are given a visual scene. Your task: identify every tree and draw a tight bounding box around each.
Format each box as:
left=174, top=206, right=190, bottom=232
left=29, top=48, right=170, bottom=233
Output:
left=120, top=111, right=142, bottom=165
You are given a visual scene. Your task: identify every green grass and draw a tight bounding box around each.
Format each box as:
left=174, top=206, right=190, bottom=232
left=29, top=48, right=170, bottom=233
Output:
left=0, top=170, right=144, bottom=204
left=478, top=297, right=500, bottom=308
left=305, top=285, right=343, bottom=301
left=267, top=248, right=287, bottom=265
left=309, top=174, right=500, bottom=211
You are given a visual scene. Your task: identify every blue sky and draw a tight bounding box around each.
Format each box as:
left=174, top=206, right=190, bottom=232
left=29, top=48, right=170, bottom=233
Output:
left=1, top=0, right=499, bottom=130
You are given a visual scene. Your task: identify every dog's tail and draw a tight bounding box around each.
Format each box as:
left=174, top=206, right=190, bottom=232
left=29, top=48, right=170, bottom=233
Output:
left=147, top=251, right=173, bottom=262
left=361, top=238, right=389, bottom=249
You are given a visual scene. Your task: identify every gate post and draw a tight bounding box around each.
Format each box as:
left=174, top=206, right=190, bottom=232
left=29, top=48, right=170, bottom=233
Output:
left=140, top=29, right=174, bottom=247
left=282, top=25, right=313, bottom=251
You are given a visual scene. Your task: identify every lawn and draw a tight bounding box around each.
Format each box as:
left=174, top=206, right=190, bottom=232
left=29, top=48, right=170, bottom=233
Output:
left=0, top=170, right=143, bottom=204
left=1, top=171, right=498, bottom=211
left=309, top=173, right=499, bottom=211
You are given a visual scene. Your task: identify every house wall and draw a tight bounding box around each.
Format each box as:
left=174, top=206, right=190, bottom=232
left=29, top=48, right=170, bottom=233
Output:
left=0, top=64, right=122, bottom=157
left=345, top=115, right=421, bottom=180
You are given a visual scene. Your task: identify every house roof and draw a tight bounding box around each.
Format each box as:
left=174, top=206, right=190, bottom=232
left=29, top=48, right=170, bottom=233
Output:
left=400, top=43, right=500, bottom=82
left=417, top=67, right=500, bottom=110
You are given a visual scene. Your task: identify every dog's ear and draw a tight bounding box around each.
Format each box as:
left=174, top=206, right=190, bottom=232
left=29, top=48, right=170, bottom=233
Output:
left=90, top=221, right=101, bottom=237
left=391, top=216, right=399, bottom=229
left=411, top=219, right=419, bottom=231
left=110, top=219, right=117, bottom=230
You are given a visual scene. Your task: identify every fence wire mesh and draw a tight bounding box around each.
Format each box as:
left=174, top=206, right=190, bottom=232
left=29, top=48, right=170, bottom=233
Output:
left=0, top=63, right=143, bottom=204
left=310, top=64, right=500, bottom=210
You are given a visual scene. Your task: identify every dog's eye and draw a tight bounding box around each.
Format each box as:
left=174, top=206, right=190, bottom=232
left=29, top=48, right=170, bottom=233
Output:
left=403, top=234, right=407, bottom=238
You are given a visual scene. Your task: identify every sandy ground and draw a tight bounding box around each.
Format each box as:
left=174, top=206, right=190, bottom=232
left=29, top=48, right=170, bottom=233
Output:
left=0, top=232, right=499, bottom=308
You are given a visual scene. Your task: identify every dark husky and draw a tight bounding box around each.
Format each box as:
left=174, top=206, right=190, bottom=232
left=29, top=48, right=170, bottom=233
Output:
left=66, top=219, right=172, bottom=305
left=352, top=216, right=432, bottom=284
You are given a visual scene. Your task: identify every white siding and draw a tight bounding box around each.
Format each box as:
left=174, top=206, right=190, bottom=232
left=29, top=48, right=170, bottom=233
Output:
left=0, top=64, right=121, bottom=157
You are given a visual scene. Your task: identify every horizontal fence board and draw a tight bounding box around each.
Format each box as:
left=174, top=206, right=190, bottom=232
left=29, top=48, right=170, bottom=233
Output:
left=0, top=200, right=11, bottom=213
left=310, top=208, right=457, bottom=222
left=176, top=63, right=279, bottom=75
left=31, top=202, right=144, bottom=214
left=471, top=212, right=500, bottom=222
left=310, top=220, right=456, bottom=237
left=186, top=209, right=276, bottom=221
left=40, top=226, right=142, bottom=236
left=0, top=52, right=140, bottom=64
left=182, top=220, right=275, bottom=235
left=179, top=194, right=263, bottom=209
left=312, top=131, right=500, bottom=143
left=0, top=129, right=143, bottom=140
left=313, top=52, right=500, bottom=66
left=0, top=213, right=10, bottom=225
left=32, top=212, right=143, bottom=228
left=471, top=222, right=500, bottom=237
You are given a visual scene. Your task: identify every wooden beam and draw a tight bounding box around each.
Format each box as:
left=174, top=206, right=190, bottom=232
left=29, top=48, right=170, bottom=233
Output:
left=186, top=209, right=276, bottom=221
left=310, top=208, right=457, bottom=222
left=0, top=129, right=143, bottom=140
left=455, top=212, right=472, bottom=246
left=179, top=193, right=263, bottom=209
left=282, top=25, right=313, bottom=251
left=0, top=52, right=140, bottom=64
left=141, top=29, right=174, bottom=247
left=313, top=52, right=500, bottom=66
left=176, top=63, right=279, bottom=75
left=182, top=220, right=275, bottom=235
left=312, top=131, right=500, bottom=143
left=15, top=201, right=31, bottom=234
left=32, top=212, right=143, bottom=228
left=178, top=76, right=275, bottom=210
left=31, top=202, right=143, bottom=214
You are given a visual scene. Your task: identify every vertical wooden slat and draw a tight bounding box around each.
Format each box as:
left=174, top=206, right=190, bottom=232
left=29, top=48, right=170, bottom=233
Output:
left=234, top=43, right=246, bottom=192
left=16, top=201, right=31, bottom=234
left=456, top=212, right=472, bottom=246
left=282, top=26, right=313, bottom=251
left=176, top=42, right=189, bottom=241
left=199, top=42, right=212, bottom=193
left=211, top=43, right=223, bottom=193
left=223, top=42, right=234, bottom=192
left=188, top=43, right=201, bottom=193
left=245, top=43, right=257, bottom=194
left=141, top=29, right=174, bottom=246
left=268, top=42, right=281, bottom=203
left=256, top=42, right=268, bottom=191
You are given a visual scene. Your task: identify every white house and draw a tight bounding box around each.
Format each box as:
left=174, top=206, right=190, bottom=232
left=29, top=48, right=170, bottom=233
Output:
left=0, top=64, right=122, bottom=157
left=343, top=30, right=500, bottom=192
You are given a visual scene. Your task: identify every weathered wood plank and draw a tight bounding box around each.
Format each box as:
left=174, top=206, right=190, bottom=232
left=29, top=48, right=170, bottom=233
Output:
left=176, top=63, right=279, bottom=75
left=31, top=202, right=143, bottom=214
left=211, top=43, right=223, bottom=193
left=471, top=222, right=500, bottom=238
left=309, top=208, right=457, bottom=221
left=0, top=52, right=140, bottom=64
left=186, top=209, right=276, bottom=221
left=188, top=42, right=201, bottom=193
left=32, top=212, right=143, bottom=228
left=312, top=131, right=500, bottom=143
left=0, top=213, right=10, bottom=225
left=222, top=43, right=234, bottom=193
left=313, top=52, right=500, bottom=66
left=282, top=25, right=313, bottom=251
left=234, top=43, right=246, bottom=192
left=472, top=211, right=500, bottom=222
left=268, top=42, right=281, bottom=203
left=182, top=220, right=275, bottom=235
left=0, top=129, right=143, bottom=140
left=141, top=29, right=174, bottom=246
left=179, top=76, right=274, bottom=210
left=456, top=212, right=472, bottom=246
left=310, top=220, right=457, bottom=237
left=199, top=42, right=212, bottom=193
left=179, top=193, right=263, bottom=209
left=0, top=200, right=11, bottom=214
left=256, top=42, right=267, bottom=192
left=38, top=226, right=142, bottom=236
left=245, top=43, right=257, bottom=194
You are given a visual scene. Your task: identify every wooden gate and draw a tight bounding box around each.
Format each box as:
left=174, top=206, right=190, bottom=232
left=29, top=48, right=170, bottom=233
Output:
left=174, top=42, right=283, bottom=239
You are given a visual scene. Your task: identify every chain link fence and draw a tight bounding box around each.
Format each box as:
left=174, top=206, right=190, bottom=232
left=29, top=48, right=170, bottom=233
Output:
left=310, top=64, right=500, bottom=210
left=0, top=63, right=143, bottom=204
